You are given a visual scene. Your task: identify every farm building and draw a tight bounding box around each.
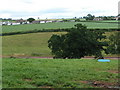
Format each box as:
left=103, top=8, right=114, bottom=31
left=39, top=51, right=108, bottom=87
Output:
left=93, top=18, right=103, bottom=21
left=56, top=20, right=64, bottom=22
left=32, top=20, right=53, bottom=24
left=16, top=19, right=28, bottom=24
left=70, top=20, right=75, bottom=22
left=46, top=20, right=53, bottom=23
left=32, top=21, right=40, bottom=24
left=52, top=20, right=57, bottom=22
left=2, top=21, right=12, bottom=25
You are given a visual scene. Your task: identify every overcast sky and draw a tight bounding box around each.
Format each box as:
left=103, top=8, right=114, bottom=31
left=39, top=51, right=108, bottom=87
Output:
left=0, top=0, right=119, bottom=19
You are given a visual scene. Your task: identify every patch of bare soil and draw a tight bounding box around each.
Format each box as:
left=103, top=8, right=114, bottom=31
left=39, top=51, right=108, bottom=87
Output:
left=107, top=70, right=119, bottom=74
left=80, top=81, right=89, bottom=84
left=80, top=80, right=120, bottom=89
left=91, top=81, right=120, bottom=89
left=23, top=78, right=32, bottom=82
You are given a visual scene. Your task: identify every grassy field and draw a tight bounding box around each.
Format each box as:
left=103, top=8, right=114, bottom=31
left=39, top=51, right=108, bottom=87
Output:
left=2, top=21, right=118, bottom=33
left=2, top=20, right=119, bottom=89
left=98, top=20, right=118, bottom=23
left=2, top=32, right=66, bottom=57
left=2, top=58, right=119, bottom=88
left=2, top=31, right=117, bottom=57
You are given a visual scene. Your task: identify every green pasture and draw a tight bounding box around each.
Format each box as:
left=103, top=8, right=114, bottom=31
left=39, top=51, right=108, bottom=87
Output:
left=2, top=58, right=118, bottom=88
left=2, top=31, right=116, bottom=57
left=98, top=20, right=118, bottom=23
left=2, top=32, right=66, bottom=57
left=2, top=21, right=118, bottom=33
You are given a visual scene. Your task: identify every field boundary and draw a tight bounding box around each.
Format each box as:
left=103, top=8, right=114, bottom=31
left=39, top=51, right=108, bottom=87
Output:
left=1, top=55, right=120, bottom=60
left=1, top=28, right=120, bottom=36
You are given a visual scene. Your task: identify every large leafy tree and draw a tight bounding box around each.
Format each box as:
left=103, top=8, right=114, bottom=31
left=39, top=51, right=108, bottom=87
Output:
left=48, top=24, right=108, bottom=59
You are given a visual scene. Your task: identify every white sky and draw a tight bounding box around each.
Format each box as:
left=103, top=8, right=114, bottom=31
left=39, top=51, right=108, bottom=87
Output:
left=0, top=0, right=119, bottom=19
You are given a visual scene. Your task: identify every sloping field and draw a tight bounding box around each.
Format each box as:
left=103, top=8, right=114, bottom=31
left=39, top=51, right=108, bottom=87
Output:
left=2, top=22, right=118, bottom=33
left=2, top=32, right=66, bottom=57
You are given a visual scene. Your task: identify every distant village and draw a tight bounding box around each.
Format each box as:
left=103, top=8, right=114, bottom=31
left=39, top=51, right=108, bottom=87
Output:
left=1, top=15, right=119, bottom=26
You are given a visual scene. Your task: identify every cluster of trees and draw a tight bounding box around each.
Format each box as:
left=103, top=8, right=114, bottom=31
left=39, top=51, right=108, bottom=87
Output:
left=83, top=14, right=118, bottom=20
left=1, top=18, right=12, bottom=20
left=83, top=14, right=95, bottom=20
left=27, top=18, right=35, bottom=23
left=102, top=16, right=116, bottom=20
left=107, top=32, right=120, bottom=54
left=48, top=24, right=119, bottom=59
left=48, top=24, right=109, bottom=59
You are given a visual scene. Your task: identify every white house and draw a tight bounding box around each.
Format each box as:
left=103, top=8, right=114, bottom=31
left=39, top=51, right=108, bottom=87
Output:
left=93, top=18, right=103, bottom=21
left=2, top=21, right=12, bottom=25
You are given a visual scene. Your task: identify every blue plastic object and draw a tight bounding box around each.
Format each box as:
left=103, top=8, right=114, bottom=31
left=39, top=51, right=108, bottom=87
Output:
left=98, top=59, right=110, bottom=62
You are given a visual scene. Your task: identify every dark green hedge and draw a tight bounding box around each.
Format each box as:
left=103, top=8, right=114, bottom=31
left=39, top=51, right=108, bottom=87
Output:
left=1, top=28, right=120, bottom=36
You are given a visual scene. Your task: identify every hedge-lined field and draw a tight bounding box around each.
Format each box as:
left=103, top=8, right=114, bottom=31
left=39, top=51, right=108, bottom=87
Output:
left=2, top=21, right=118, bottom=33
left=3, top=58, right=119, bottom=88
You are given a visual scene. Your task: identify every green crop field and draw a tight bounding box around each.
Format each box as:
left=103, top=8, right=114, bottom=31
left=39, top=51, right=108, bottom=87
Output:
left=2, top=58, right=119, bottom=88
left=2, top=32, right=66, bottom=57
left=2, top=21, right=118, bottom=33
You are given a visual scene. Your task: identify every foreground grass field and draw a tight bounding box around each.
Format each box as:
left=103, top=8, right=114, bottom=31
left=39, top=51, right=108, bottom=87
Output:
left=2, top=21, right=118, bottom=33
left=2, top=58, right=119, bottom=88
